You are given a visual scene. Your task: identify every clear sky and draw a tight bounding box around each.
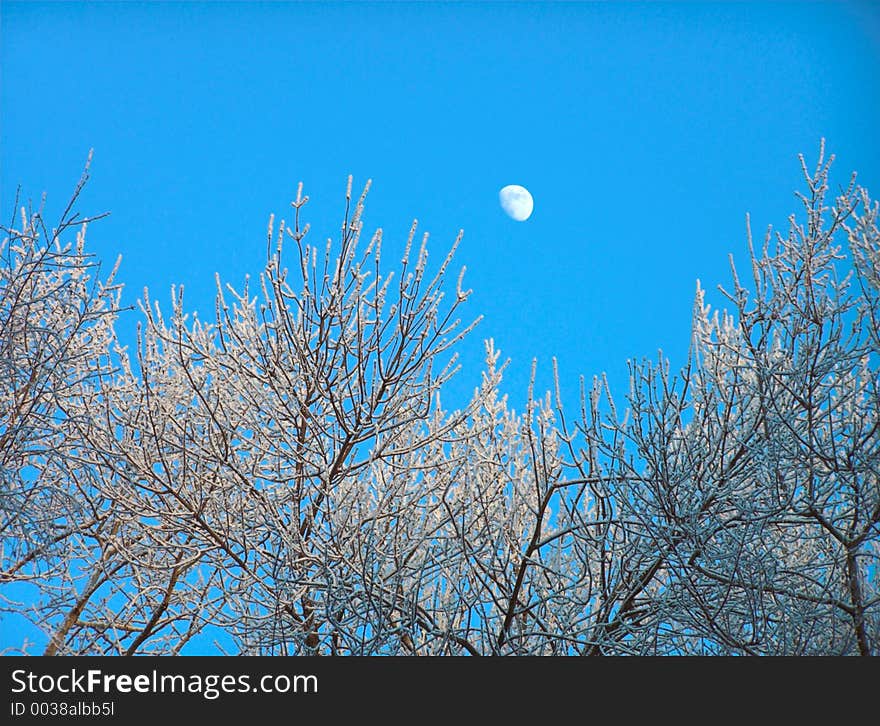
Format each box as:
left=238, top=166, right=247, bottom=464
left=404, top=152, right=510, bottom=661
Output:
left=3, top=0, right=879, bottom=414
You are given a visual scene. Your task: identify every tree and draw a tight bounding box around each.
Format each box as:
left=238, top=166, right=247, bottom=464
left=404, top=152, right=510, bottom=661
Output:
left=1, top=143, right=877, bottom=654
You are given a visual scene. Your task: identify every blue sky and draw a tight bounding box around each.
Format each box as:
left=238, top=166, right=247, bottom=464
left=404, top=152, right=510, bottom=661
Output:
left=2, top=0, right=879, bottom=413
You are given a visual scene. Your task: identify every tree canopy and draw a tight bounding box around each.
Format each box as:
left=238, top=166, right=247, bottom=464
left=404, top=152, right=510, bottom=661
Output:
left=2, top=144, right=877, bottom=655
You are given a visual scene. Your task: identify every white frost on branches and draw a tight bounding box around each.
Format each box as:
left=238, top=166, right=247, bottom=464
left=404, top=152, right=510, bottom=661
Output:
left=1, top=147, right=877, bottom=655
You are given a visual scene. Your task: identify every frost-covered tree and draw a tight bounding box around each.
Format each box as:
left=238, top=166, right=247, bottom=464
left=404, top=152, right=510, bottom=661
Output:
left=566, top=143, right=879, bottom=655
left=1, top=143, right=876, bottom=654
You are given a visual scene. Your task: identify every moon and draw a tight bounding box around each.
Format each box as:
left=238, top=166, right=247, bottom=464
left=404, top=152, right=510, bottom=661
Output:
left=499, top=184, right=533, bottom=221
